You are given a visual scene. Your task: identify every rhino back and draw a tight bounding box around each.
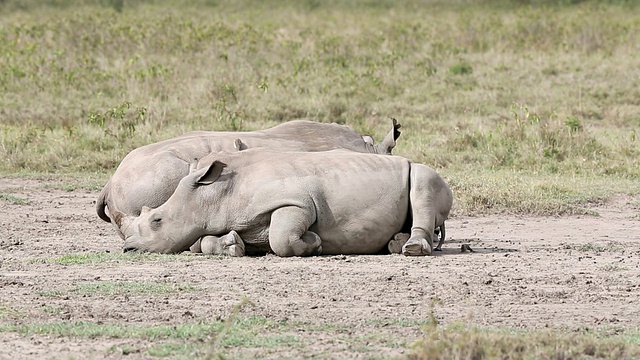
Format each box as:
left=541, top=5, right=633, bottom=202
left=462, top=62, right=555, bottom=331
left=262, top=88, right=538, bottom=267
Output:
left=258, top=120, right=369, bottom=152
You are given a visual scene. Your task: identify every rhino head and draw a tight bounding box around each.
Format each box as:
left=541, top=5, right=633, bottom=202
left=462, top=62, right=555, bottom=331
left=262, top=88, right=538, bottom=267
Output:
left=120, top=161, right=229, bottom=254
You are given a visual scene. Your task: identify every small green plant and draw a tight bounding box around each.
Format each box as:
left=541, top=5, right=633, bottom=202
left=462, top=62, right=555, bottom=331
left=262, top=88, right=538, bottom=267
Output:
left=212, top=84, right=245, bottom=130
left=107, top=0, right=124, bottom=12
left=565, top=116, right=583, bottom=133
left=448, top=61, right=473, bottom=75
left=87, top=101, right=147, bottom=141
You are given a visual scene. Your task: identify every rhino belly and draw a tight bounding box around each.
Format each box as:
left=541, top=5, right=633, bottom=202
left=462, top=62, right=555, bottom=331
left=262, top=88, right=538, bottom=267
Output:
left=313, top=183, right=410, bottom=255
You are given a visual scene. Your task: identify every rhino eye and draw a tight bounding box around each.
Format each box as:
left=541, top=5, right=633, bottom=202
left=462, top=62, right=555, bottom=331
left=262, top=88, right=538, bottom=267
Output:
left=150, top=217, right=162, bottom=230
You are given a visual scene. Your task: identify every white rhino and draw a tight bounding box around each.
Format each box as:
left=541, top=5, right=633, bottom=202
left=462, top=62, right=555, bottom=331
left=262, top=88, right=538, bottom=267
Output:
left=98, top=119, right=401, bottom=239
left=119, top=150, right=452, bottom=257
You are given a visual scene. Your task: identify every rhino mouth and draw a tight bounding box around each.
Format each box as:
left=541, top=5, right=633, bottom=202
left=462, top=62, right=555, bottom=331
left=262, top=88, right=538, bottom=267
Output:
left=123, top=246, right=138, bottom=253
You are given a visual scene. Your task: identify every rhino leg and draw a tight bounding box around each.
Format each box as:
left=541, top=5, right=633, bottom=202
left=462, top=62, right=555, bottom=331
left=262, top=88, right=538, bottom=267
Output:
left=402, top=228, right=433, bottom=256
left=388, top=233, right=410, bottom=254
left=389, top=229, right=443, bottom=254
left=197, top=231, right=245, bottom=257
left=402, top=165, right=441, bottom=257
left=268, top=206, right=321, bottom=257
left=190, top=232, right=245, bottom=256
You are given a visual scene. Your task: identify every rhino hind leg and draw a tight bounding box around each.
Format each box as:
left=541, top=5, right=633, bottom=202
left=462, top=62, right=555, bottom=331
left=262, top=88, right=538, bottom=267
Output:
left=402, top=228, right=433, bottom=256
left=193, top=231, right=245, bottom=257
left=389, top=229, right=442, bottom=254
left=268, top=206, right=321, bottom=257
left=401, top=164, right=443, bottom=257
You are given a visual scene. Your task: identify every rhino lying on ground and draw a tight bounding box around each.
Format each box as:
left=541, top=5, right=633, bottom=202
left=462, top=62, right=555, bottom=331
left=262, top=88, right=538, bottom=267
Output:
left=97, top=119, right=401, bottom=239
left=119, top=150, right=452, bottom=257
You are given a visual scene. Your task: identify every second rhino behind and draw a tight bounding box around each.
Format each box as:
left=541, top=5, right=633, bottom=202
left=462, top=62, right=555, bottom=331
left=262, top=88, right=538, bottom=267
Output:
left=98, top=119, right=401, bottom=239
left=119, top=150, right=452, bottom=257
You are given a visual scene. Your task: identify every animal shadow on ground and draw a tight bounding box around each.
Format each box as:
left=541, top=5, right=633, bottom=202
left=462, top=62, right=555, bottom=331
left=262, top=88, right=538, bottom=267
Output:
left=434, top=237, right=519, bottom=256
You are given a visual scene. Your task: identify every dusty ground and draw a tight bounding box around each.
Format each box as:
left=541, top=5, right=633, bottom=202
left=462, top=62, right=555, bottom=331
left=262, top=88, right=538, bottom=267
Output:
left=1, top=177, right=640, bottom=359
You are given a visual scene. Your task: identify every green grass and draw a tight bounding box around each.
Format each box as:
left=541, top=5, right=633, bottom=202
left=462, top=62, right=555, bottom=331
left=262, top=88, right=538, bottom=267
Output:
left=601, top=264, right=629, bottom=272
left=563, top=243, right=624, bottom=253
left=0, top=193, right=30, bottom=205
left=1, top=320, right=223, bottom=340
left=0, top=315, right=301, bottom=358
left=410, top=304, right=640, bottom=358
left=410, top=322, right=640, bottom=360
left=31, top=251, right=217, bottom=265
left=38, top=281, right=196, bottom=297
left=4, top=313, right=640, bottom=358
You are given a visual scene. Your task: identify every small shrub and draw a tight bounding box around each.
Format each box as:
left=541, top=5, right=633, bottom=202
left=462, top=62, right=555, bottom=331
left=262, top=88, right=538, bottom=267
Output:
left=448, top=62, right=473, bottom=75
left=87, top=101, right=147, bottom=141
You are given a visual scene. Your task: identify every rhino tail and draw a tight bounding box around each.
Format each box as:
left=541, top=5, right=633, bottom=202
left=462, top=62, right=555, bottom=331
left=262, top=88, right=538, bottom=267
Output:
left=96, top=181, right=112, bottom=223
left=434, top=222, right=445, bottom=251
left=376, top=117, right=402, bottom=154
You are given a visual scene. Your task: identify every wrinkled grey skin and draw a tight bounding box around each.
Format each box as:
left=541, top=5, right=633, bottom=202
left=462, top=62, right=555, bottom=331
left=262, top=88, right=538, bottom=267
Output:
left=120, top=150, right=452, bottom=257
left=98, top=119, right=401, bottom=239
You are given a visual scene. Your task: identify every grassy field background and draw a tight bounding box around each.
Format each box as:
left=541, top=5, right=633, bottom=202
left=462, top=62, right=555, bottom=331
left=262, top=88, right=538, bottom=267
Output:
left=1, top=0, right=640, bottom=215
left=2, top=0, right=640, bottom=358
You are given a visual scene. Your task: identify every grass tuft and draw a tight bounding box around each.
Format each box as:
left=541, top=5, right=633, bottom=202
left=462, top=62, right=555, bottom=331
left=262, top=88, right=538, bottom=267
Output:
left=31, top=251, right=227, bottom=265
left=38, top=281, right=196, bottom=297
left=0, top=193, right=30, bottom=205
left=410, top=322, right=640, bottom=360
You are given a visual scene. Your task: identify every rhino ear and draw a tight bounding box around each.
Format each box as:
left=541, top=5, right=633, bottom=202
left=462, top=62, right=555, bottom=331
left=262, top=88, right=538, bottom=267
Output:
left=233, top=138, right=247, bottom=151
left=195, top=161, right=227, bottom=186
left=362, top=135, right=374, bottom=146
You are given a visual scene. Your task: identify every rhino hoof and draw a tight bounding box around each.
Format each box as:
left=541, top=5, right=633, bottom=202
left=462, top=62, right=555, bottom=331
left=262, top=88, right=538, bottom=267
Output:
left=223, top=231, right=245, bottom=257
left=190, top=239, right=202, bottom=253
left=402, top=238, right=432, bottom=256
left=388, top=233, right=410, bottom=254
left=199, top=231, right=245, bottom=256
left=227, top=244, right=245, bottom=257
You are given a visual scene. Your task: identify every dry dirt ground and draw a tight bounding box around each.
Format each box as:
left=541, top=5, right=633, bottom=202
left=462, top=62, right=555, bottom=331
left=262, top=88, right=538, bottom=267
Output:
left=1, top=177, right=640, bottom=359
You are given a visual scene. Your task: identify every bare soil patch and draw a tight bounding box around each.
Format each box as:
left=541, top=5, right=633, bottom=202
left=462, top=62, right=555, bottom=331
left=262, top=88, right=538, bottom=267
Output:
left=1, top=177, right=640, bottom=359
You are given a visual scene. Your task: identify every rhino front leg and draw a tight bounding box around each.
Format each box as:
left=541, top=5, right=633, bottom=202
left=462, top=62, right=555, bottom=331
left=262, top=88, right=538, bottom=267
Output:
left=190, top=231, right=245, bottom=257
left=269, top=206, right=321, bottom=257
left=388, top=233, right=410, bottom=254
